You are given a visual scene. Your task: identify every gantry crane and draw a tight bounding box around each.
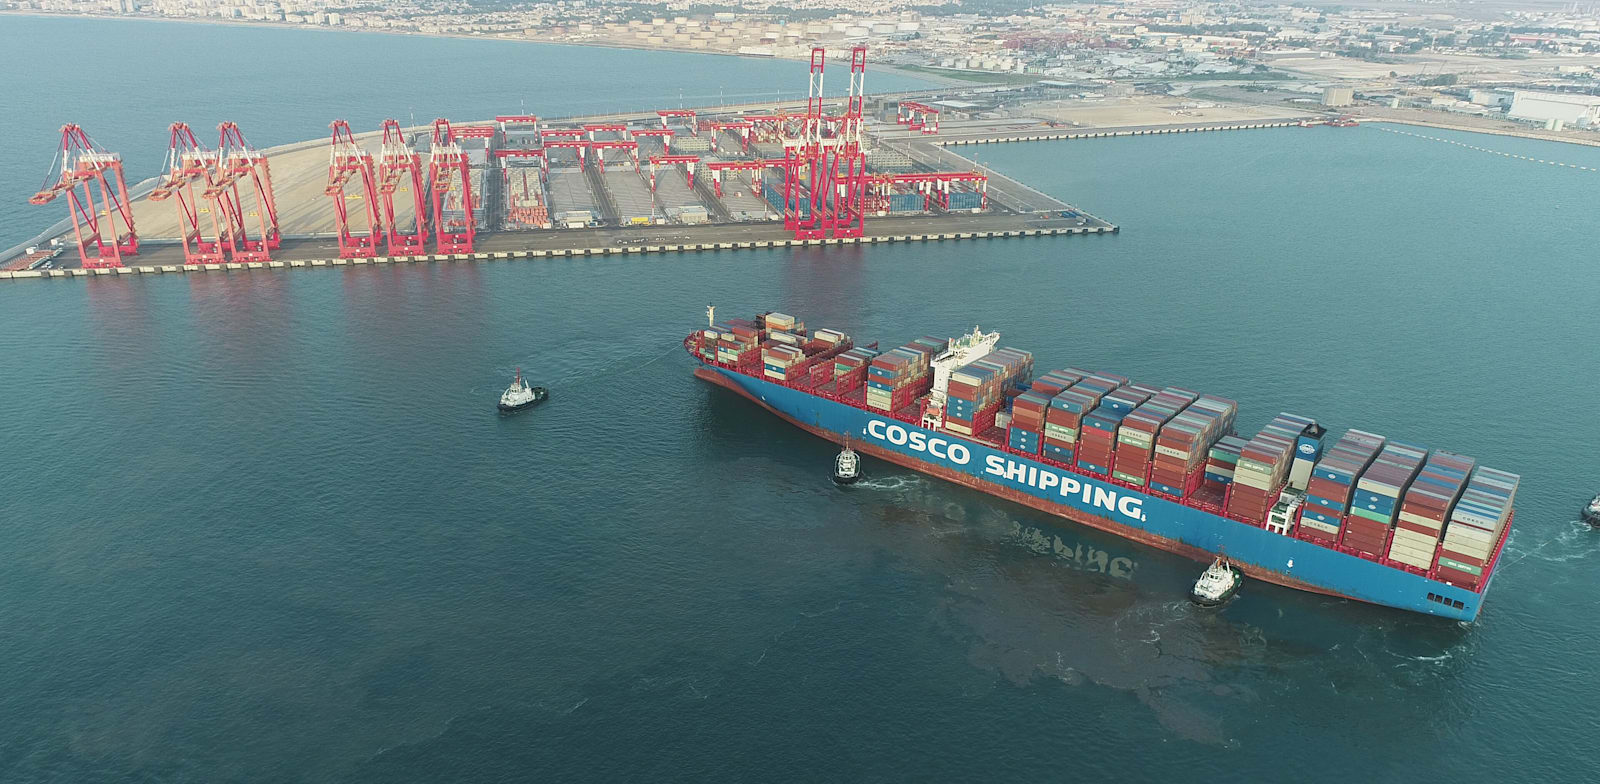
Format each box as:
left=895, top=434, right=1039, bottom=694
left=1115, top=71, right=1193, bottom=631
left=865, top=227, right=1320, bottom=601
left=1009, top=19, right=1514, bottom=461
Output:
left=28, top=124, right=139, bottom=268
left=148, top=122, right=225, bottom=265
left=376, top=119, right=429, bottom=256
left=212, top=122, right=280, bottom=262
left=428, top=118, right=476, bottom=254
left=325, top=120, right=383, bottom=258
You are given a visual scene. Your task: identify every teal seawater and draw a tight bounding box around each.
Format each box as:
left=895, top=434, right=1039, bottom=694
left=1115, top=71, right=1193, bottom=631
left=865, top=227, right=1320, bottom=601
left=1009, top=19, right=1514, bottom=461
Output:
left=0, top=15, right=932, bottom=250
left=4, top=37, right=1600, bottom=784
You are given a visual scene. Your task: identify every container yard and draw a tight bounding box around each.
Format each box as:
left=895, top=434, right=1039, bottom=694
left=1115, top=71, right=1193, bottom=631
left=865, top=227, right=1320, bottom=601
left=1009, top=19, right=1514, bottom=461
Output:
left=686, top=309, right=1520, bottom=622
left=11, top=45, right=1186, bottom=272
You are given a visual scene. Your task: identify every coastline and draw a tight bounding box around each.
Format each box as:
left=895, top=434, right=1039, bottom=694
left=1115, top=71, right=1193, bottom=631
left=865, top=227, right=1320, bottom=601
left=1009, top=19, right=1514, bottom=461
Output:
left=1358, top=114, right=1600, bottom=149
left=0, top=10, right=974, bottom=89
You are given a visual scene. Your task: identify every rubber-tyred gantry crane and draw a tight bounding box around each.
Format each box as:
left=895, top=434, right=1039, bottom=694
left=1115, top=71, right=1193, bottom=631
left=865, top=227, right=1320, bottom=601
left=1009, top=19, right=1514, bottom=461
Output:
left=428, top=118, right=476, bottom=254
left=148, top=122, right=225, bottom=265
left=376, top=119, right=429, bottom=256
left=212, top=122, right=280, bottom=262
left=29, top=124, right=139, bottom=268
left=325, top=120, right=383, bottom=258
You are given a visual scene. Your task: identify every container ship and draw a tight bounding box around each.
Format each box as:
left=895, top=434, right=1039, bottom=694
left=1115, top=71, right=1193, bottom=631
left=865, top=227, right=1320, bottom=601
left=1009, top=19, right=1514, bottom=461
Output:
left=685, top=309, right=1519, bottom=622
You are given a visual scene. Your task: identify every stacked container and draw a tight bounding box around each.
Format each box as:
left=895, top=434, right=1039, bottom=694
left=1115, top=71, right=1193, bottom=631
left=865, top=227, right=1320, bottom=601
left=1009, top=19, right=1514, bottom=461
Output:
left=1225, top=414, right=1317, bottom=523
left=1298, top=430, right=1386, bottom=544
left=1436, top=467, right=1519, bottom=589
left=1342, top=441, right=1428, bottom=557
left=1148, top=395, right=1237, bottom=497
left=944, top=348, right=1033, bottom=436
left=831, top=347, right=878, bottom=393
left=716, top=319, right=763, bottom=366
left=1386, top=451, right=1476, bottom=570
left=1027, top=369, right=1083, bottom=398
left=1112, top=388, right=1198, bottom=486
left=1075, top=386, right=1151, bottom=476
left=866, top=339, right=942, bottom=413
left=1204, top=436, right=1247, bottom=489
left=762, top=343, right=806, bottom=382
left=1007, top=390, right=1052, bottom=455
left=1042, top=375, right=1121, bottom=464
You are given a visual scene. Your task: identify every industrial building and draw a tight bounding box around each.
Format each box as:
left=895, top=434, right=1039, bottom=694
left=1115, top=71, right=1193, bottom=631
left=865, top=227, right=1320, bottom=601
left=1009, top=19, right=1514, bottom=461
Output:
left=1508, top=91, right=1600, bottom=128
left=1321, top=87, right=1354, bottom=107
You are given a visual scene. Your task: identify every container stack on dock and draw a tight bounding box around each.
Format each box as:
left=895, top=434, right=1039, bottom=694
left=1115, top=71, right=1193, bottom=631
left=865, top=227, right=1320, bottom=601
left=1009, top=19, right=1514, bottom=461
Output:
left=1343, top=442, right=1428, bottom=557
left=1436, top=468, right=1518, bottom=589
left=1148, top=395, right=1237, bottom=497
left=1112, top=388, right=1198, bottom=487
left=1298, top=430, right=1386, bottom=544
left=1225, top=414, right=1317, bottom=522
left=503, top=165, right=549, bottom=229
left=1386, top=452, right=1476, bottom=571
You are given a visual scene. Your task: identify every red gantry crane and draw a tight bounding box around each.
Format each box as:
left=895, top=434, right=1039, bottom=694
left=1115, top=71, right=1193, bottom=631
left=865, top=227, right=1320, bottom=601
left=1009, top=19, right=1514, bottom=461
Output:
left=29, top=124, right=139, bottom=268
left=325, top=120, right=383, bottom=258
left=781, top=48, right=829, bottom=240
left=823, top=46, right=870, bottom=238
left=428, top=118, right=475, bottom=254
left=211, top=122, right=280, bottom=262
left=376, top=119, right=429, bottom=256
left=148, top=122, right=225, bottom=265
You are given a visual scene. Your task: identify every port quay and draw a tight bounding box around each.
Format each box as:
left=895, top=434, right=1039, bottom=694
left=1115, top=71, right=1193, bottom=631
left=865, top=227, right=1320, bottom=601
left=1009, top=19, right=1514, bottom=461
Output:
left=5, top=49, right=1313, bottom=282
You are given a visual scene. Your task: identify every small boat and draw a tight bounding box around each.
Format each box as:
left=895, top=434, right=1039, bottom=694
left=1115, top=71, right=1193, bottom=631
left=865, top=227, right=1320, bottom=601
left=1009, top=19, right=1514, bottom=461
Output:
left=833, top=437, right=862, bottom=485
left=1583, top=494, right=1600, bottom=526
left=1190, top=557, right=1242, bottom=607
left=498, top=368, right=547, bottom=412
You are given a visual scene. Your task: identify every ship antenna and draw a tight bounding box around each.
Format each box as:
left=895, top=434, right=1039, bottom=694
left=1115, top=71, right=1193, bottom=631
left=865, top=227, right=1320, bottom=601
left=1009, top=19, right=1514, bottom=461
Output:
left=707, top=303, right=716, bottom=327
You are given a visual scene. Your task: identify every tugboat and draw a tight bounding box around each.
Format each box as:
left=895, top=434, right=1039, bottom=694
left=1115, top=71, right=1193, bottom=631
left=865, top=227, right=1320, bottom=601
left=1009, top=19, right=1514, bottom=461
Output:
left=1190, top=557, right=1243, bottom=607
left=498, top=368, right=547, bottom=412
left=833, top=437, right=862, bottom=485
left=1583, top=494, right=1600, bottom=526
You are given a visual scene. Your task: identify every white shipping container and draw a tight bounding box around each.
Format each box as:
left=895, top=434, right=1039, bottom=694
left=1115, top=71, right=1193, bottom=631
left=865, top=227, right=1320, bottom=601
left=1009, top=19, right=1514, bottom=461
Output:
left=1399, top=511, right=1444, bottom=529
left=1356, top=477, right=1403, bottom=495
left=1443, top=523, right=1496, bottom=545
left=1119, top=429, right=1153, bottom=448
left=1232, top=472, right=1275, bottom=491
left=1300, top=519, right=1341, bottom=535
left=1155, top=445, right=1190, bottom=460
left=1388, top=551, right=1433, bottom=569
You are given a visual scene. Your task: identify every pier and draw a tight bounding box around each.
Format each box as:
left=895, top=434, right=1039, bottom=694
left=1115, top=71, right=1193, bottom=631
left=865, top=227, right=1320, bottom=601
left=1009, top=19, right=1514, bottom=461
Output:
left=7, top=81, right=1317, bottom=281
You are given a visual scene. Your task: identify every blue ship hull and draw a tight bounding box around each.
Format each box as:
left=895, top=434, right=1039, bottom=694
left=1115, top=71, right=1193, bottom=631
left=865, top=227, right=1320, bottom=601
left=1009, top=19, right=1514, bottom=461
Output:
left=696, top=364, right=1493, bottom=622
